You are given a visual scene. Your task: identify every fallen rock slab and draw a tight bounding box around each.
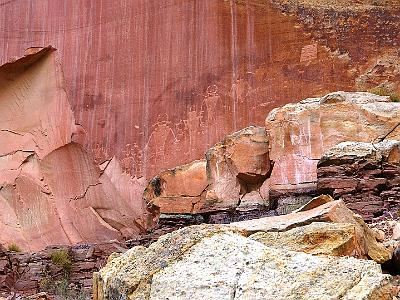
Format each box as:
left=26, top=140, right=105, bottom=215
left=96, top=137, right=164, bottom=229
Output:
left=232, top=199, right=390, bottom=263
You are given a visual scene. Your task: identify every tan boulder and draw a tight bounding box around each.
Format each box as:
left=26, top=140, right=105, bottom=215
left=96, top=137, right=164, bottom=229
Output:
left=250, top=222, right=365, bottom=257
left=94, top=222, right=394, bottom=300
left=265, top=91, right=400, bottom=200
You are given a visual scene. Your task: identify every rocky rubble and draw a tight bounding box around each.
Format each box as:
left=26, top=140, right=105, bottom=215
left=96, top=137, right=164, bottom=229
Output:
left=0, top=241, right=128, bottom=299
left=93, top=198, right=395, bottom=300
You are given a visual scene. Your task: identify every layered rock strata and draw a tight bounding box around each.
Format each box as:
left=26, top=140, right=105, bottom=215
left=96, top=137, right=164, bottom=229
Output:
left=0, top=241, right=126, bottom=297
left=317, top=140, right=400, bottom=221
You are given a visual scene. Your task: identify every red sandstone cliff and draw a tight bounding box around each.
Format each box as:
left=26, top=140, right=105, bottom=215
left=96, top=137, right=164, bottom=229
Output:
left=0, top=0, right=400, bottom=250
left=1, top=0, right=398, bottom=181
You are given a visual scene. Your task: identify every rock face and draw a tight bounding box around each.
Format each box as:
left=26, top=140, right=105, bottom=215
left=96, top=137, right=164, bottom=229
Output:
left=94, top=201, right=394, bottom=300
left=1, top=0, right=399, bottom=183
left=0, top=48, right=157, bottom=251
left=317, top=140, right=400, bottom=221
left=266, top=91, right=400, bottom=209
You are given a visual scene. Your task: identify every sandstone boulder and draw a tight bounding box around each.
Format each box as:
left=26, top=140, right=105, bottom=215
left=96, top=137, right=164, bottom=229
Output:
left=265, top=91, right=400, bottom=210
left=94, top=222, right=394, bottom=300
left=143, top=126, right=273, bottom=218
left=232, top=199, right=390, bottom=263
left=317, top=140, right=400, bottom=221
left=143, top=160, right=208, bottom=214
left=205, top=126, right=272, bottom=211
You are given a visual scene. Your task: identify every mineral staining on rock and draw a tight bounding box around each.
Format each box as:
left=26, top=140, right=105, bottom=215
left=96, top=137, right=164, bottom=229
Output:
left=94, top=200, right=395, bottom=300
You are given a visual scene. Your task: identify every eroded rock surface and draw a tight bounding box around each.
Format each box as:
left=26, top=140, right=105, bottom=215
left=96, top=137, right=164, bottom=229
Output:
left=0, top=49, right=157, bottom=251
left=143, top=126, right=274, bottom=229
left=94, top=201, right=394, bottom=300
left=266, top=91, right=400, bottom=210
left=317, top=140, right=400, bottom=221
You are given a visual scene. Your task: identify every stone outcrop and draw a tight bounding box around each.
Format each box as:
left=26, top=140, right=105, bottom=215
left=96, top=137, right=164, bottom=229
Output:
left=0, top=48, right=157, bottom=251
left=143, top=160, right=208, bottom=214
left=94, top=200, right=394, bottom=300
left=317, top=140, right=400, bottom=221
left=205, top=126, right=272, bottom=212
left=265, top=91, right=400, bottom=211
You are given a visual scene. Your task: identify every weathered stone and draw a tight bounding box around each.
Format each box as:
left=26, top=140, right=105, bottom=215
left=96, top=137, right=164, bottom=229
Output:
left=232, top=199, right=391, bottom=263
left=317, top=140, right=400, bottom=221
left=94, top=223, right=394, bottom=300
left=205, top=126, right=272, bottom=211
left=0, top=49, right=157, bottom=251
left=266, top=92, right=400, bottom=211
left=250, top=222, right=362, bottom=257
left=143, top=160, right=208, bottom=214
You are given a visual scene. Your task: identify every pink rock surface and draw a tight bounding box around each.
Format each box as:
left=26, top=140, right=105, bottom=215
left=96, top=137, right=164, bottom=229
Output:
left=0, top=49, right=156, bottom=251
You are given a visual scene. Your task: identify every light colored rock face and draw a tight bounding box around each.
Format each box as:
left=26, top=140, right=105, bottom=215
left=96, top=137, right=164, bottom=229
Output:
left=94, top=223, right=394, bottom=300
left=0, top=49, right=157, bottom=251
left=205, top=126, right=272, bottom=211
left=143, top=160, right=208, bottom=214
left=317, top=140, right=400, bottom=221
left=265, top=91, right=400, bottom=195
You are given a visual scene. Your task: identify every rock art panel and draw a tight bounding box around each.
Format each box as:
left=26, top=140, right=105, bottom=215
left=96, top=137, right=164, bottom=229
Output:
left=3, top=0, right=397, bottom=180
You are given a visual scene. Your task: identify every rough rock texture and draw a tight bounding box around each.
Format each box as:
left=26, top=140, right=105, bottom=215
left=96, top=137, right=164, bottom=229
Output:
left=265, top=91, right=400, bottom=210
left=205, top=126, right=272, bottom=211
left=0, top=49, right=157, bottom=251
left=317, top=140, right=400, bottom=221
left=0, top=241, right=127, bottom=297
left=1, top=0, right=398, bottom=183
left=232, top=198, right=390, bottom=263
left=142, top=126, right=274, bottom=230
left=250, top=222, right=365, bottom=257
left=94, top=220, right=394, bottom=300
left=143, top=160, right=208, bottom=214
